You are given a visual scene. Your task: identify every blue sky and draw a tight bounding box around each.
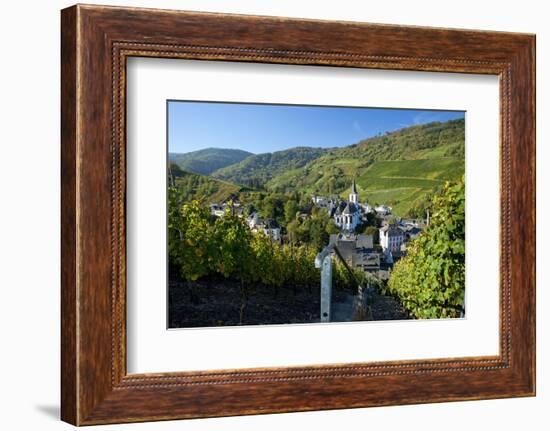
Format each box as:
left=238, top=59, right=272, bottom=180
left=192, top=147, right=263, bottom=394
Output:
left=168, top=100, right=464, bottom=154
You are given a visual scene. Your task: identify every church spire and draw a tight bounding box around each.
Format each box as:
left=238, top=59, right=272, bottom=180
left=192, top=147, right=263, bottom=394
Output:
left=349, top=178, right=358, bottom=204
left=351, top=178, right=357, bottom=194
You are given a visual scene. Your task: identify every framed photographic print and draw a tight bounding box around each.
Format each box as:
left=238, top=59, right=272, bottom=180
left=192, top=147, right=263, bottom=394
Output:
left=61, top=4, right=535, bottom=425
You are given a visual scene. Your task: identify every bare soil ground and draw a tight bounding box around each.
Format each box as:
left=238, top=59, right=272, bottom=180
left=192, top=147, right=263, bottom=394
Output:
left=168, top=277, right=409, bottom=328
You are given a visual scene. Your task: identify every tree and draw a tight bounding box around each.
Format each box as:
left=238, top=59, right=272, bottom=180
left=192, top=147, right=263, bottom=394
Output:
left=325, top=219, right=340, bottom=235
left=286, top=218, right=300, bottom=245
left=388, top=216, right=399, bottom=226
left=305, top=211, right=332, bottom=251
left=257, top=194, right=285, bottom=222
left=387, top=177, right=465, bottom=319
left=364, top=211, right=379, bottom=227
left=364, top=226, right=379, bottom=243
left=170, top=163, right=184, bottom=175
left=284, top=199, right=299, bottom=223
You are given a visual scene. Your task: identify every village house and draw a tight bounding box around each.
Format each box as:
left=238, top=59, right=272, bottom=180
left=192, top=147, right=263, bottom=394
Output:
left=210, top=200, right=244, bottom=218
left=359, top=202, right=373, bottom=214
left=328, top=233, right=379, bottom=273
left=246, top=212, right=261, bottom=230
left=401, top=224, right=422, bottom=241
left=256, top=218, right=281, bottom=241
left=311, top=195, right=330, bottom=207
left=374, top=204, right=392, bottom=216
left=246, top=212, right=281, bottom=241
left=380, top=224, right=405, bottom=253
left=209, top=203, right=225, bottom=218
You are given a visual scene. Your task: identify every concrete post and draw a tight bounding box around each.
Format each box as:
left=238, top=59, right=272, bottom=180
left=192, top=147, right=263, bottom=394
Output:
left=315, top=245, right=334, bottom=323
left=320, top=254, right=332, bottom=322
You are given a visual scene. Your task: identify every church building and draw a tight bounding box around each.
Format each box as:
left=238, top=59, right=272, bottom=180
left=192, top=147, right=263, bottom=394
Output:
left=333, top=179, right=361, bottom=231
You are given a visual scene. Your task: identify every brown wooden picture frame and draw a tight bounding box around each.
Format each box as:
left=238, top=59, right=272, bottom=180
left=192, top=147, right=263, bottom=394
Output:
left=61, top=4, right=536, bottom=426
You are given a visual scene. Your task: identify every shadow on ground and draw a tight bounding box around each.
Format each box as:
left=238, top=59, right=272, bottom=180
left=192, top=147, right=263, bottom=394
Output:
left=35, top=404, right=59, bottom=420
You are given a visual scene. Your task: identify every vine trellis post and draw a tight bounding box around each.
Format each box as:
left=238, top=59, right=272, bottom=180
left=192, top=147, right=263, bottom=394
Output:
left=315, top=244, right=372, bottom=322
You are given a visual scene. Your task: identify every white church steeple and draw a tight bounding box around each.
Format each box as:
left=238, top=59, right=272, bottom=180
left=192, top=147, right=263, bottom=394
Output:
left=349, top=179, right=358, bottom=204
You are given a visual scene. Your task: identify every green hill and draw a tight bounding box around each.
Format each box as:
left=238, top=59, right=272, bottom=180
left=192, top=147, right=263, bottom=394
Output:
left=169, top=148, right=253, bottom=176
left=170, top=166, right=245, bottom=204
left=266, top=119, right=465, bottom=217
left=211, top=147, right=328, bottom=188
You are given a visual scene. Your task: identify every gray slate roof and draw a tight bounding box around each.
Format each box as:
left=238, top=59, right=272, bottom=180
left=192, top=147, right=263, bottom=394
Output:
left=343, top=202, right=359, bottom=215
left=335, top=201, right=359, bottom=215
left=381, top=225, right=404, bottom=237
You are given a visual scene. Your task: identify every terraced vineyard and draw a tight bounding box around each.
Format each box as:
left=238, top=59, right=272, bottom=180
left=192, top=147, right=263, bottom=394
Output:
left=343, top=158, right=464, bottom=216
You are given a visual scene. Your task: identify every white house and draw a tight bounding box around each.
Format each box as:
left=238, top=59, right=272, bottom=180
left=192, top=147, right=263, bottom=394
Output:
left=312, top=195, right=327, bottom=206
left=246, top=212, right=261, bottom=229
left=375, top=204, right=392, bottom=216
left=209, top=204, right=225, bottom=218
left=380, top=225, right=404, bottom=253
left=211, top=201, right=244, bottom=218
left=256, top=218, right=281, bottom=241
left=246, top=213, right=281, bottom=241
left=360, top=203, right=373, bottom=214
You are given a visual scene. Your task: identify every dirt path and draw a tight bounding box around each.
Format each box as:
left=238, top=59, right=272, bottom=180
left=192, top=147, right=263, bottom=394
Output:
left=331, top=288, right=409, bottom=322
left=368, top=289, right=410, bottom=320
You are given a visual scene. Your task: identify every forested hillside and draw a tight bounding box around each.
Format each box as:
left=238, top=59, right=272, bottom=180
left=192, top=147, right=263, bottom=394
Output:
left=211, top=146, right=328, bottom=188
left=169, top=147, right=252, bottom=176
left=169, top=164, right=244, bottom=204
